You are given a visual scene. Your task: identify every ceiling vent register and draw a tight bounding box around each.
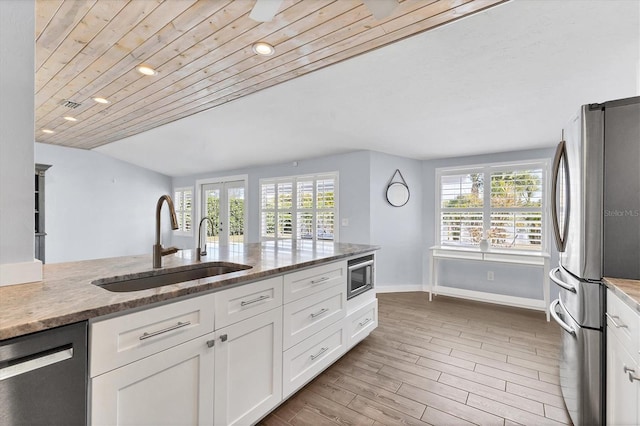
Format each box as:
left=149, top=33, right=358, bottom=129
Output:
left=61, top=100, right=82, bottom=109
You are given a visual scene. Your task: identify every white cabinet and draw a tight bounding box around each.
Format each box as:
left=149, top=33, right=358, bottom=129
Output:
left=606, top=289, right=640, bottom=426
left=346, top=298, right=378, bottom=349
left=283, top=283, right=346, bottom=350
left=283, top=261, right=345, bottom=303
left=89, top=259, right=377, bottom=425
left=282, top=319, right=346, bottom=398
left=214, top=276, right=283, bottom=329
left=214, top=307, right=282, bottom=426
left=90, top=293, right=215, bottom=377
left=91, top=333, right=215, bottom=426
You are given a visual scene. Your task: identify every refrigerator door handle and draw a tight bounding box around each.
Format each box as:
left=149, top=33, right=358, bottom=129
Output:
left=549, top=267, right=576, bottom=293
left=551, top=139, right=570, bottom=252
left=550, top=299, right=576, bottom=336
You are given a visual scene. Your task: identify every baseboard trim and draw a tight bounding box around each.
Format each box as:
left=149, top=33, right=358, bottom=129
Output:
left=0, top=259, right=43, bottom=287
left=374, top=284, right=546, bottom=312
left=376, top=284, right=426, bottom=293
left=431, top=286, right=546, bottom=311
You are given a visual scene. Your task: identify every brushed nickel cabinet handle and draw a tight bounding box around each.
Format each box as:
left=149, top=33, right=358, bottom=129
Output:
left=310, top=308, right=329, bottom=318
left=359, top=318, right=372, bottom=327
left=310, top=277, right=330, bottom=285
left=623, top=365, right=640, bottom=382
left=240, top=295, right=269, bottom=306
left=139, top=321, right=191, bottom=340
left=606, top=313, right=628, bottom=328
left=310, top=347, right=329, bottom=361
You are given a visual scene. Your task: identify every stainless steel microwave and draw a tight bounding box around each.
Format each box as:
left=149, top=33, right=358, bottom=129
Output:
left=347, top=255, right=374, bottom=299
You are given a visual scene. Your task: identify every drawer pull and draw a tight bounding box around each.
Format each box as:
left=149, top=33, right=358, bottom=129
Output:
left=310, top=347, right=329, bottom=361
left=624, top=365, right=640, bottom=382
left=358, top=318, right=372, bottom=327
left=310, top=308, right=329, bottom=318
left=240, top=294, right=270, bottom=307
left=139, top=321, right=191, bottom=340
left=606, top=313, right=628, bottom=328
left=220, top=334, right=228, bottom=342
left=310, top=277, right=330, bottom=285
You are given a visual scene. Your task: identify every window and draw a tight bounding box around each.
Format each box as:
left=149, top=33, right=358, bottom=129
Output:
left=260, top=173, right=338, bottom=241
left=174, top=187, right=193, bottom=234
left=437, top=161, right=547, bottom=251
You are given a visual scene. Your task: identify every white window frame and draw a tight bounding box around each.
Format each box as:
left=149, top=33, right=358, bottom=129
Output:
left=259, top=172, right=339, bottom=242
left=173, top=186, right=193, bottom=236
left=435, top=159, right=550, bottom=253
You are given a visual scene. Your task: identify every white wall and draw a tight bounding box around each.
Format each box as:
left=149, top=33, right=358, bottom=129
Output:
left=369, top=152, right=423, bottom=290
left=0, top=0, right=40, bottom=285
left=422, top=147, right=560, bottom=301
left=35, top=143, right=172, bottom=263
left=171, top=151, right=372, bottom=249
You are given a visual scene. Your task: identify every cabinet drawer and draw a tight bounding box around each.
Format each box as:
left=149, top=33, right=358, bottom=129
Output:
left=215, top=276, right=283, bottom=329
left=282, top=319, right=346, bottom=398
left=347, top=298, right=378, bottom=348
left=283, top=261, right=346, bottom=304
left=90, top=293, right=215, bottom=377
left=283, top=284, right=346, bottom=350
left=607, top=289, right=640, bottom=359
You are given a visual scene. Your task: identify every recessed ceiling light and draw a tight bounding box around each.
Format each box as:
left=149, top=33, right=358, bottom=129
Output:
left=93, top=97, right=110, bottom=104
left=63, top=116, right=77, bottom=122
left=252, top=42, right=275, bottom=56
left=42, top=129, right=54, bottom=134
left=136, top=65, right=157, bottom=76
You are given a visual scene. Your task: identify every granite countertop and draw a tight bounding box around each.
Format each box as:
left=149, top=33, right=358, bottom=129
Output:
left=604, top=277, right=640, bottom=313
left=0, top=241, right=379, bottom=340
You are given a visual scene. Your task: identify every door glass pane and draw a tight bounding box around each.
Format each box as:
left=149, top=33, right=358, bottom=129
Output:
left=228, top=186, right=244, bottom=244
left=204, top=188, right=220, bottom=244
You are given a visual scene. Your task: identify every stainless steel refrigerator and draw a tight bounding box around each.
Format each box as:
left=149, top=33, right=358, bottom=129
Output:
left=549, top=96, right=640, bottom=426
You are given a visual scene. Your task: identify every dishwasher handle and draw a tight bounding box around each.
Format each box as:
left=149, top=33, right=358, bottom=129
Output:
left=0, top=346, right=74, bottom=381
left=549, top=267, right=576, bottom=293
left=550, top=299, right=576, bottom=336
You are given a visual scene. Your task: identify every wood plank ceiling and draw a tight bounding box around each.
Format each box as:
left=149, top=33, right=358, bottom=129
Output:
left=35, top=0, right=506, bottom=150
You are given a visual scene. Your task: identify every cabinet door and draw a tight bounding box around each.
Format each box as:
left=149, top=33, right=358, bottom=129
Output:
left=215, top=307, right=282, bottom=426
left=91, top=333, right=215, bottom=426
left=606, top=327, right=639, bottom=426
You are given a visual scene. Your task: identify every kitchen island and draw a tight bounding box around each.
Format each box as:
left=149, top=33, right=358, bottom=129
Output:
left=1, top=240, right=379, bottom=425
left=0, top=240, right=378, bottom=340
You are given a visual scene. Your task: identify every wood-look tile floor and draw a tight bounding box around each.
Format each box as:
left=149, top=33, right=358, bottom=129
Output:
left=261, top=292, right=571, bottom=426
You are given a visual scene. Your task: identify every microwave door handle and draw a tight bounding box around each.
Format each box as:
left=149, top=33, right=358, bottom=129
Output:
left=348, top=260, right=374, bottom=271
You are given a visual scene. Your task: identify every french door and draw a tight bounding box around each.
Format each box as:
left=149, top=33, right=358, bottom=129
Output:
left=201, top=180, right=246, bottom=248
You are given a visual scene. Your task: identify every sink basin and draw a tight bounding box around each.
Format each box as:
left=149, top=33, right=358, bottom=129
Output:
left=94, top=262, right=252, bottom=292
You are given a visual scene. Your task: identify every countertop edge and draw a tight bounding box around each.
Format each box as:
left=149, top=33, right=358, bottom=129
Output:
left=1, top=243, right=380, bottom=341
left=604, top=277, right=640, bottom=313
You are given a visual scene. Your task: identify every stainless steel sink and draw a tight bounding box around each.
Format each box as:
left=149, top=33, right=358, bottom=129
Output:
left=93, top=262, right=252, bottom=292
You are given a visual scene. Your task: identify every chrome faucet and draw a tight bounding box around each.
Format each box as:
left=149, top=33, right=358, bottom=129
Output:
left=196, top=217, right=215, bottom=261
left=153, top=195, right=180, bottom=268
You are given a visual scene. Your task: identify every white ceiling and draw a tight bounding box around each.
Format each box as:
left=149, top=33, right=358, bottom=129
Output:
left=95, top=0, right=640, bottom=177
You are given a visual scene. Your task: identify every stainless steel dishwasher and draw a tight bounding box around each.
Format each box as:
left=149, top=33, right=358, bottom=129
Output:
left=0, top=321, right=88, bottom=425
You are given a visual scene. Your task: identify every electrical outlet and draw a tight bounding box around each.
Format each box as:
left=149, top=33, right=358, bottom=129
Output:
left=487, top=271, right=494, bottom=281
left=341, top=218, right=349, bottom=226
